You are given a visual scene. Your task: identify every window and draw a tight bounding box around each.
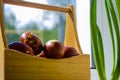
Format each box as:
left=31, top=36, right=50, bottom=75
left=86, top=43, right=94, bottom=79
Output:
left=4, top=0, right=76, bottom=44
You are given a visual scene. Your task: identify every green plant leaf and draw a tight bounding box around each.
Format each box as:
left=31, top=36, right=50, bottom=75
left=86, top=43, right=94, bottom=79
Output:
left=106, top=0, right=119, bottom=37
left=96, top=25, right=106, bottom=79
left=116, top=0, right=120, bottom=22
left=96, top=25, right=106, bottom=73
left=105, top=0, right=120, bottom=79
left=90, top=0, right=106, bottom=80
left=104, top=0, right=115, bottom=74
left=91, top=0, right=120, bottom=79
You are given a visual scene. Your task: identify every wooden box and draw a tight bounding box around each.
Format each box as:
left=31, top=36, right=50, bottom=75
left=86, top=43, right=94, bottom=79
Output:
left=0, top=0, right=90, bottom=80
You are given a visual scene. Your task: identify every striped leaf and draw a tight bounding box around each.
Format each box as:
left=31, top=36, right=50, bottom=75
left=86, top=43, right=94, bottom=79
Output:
left=116, top=0, right=120, bottom=22
left=104, top=0, right=115, bottom=74
left=105, top=0, right=120, bottom=79
left=90, top=0, right=106, bottom=80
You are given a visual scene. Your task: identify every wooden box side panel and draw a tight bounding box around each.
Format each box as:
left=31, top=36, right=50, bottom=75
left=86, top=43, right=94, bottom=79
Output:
left=0, top=22, right=5, bottom=80
left=0, top=2, right=5, bottom=79
left=5, top=49, right=90, bottom=80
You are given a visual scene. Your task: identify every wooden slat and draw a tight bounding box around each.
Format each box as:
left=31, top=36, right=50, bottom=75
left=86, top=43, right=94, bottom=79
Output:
left=5, top=49, right=90, bottom=80
left=0, top=0, right=8, bottom=48
left=5, top=30, right=43, bottom=34
left=3, top=0, right=70, bottom=13
left=0, top=22, right=5, bottom=80
left=64, top=5, right=83, bottom=54
left=0, top=1, right=5, bottom=80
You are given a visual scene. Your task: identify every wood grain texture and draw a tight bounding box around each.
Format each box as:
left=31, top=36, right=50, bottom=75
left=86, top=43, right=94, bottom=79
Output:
left=0, top=0, right=8, bottom=48
left=5, top=49, right=90, bottom=80
left=0, top=20, right=5, bottom=80
left=64, top=5, right=83, bottom=54
left=0, top=0, right=5, bottom=80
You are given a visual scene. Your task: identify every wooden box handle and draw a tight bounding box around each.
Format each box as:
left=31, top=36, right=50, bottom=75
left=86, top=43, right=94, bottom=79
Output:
left=64, top=5, right=83, bottom=54
left=3, top=0, right=70, bottom=13
left=0, top=0, right=83, bottom=54
left=0, top=0, right=8, bottom=49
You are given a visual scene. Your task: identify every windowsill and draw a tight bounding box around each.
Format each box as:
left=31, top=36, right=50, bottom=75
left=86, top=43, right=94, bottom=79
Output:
left=91, top=69, right=99, bottom=80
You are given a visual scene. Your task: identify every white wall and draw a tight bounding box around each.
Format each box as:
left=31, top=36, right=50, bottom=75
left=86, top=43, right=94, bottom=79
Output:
left=76, top=0, right=91, bottom=66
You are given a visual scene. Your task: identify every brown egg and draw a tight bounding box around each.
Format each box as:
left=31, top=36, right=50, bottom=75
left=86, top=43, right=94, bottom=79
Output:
left=63, top=46, right=79, bottom=58
left=43, top=40, right=64, bottom=59
left=20, top=31, right=43, bottom=55
left=8, top=41, right=34, bottom=55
